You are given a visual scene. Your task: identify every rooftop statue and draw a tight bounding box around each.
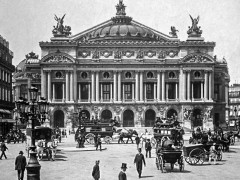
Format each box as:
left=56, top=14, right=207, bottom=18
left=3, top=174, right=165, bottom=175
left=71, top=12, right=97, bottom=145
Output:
left=169, top=26, right=178, bottom=37
left=52, top=14, right=71, bottom=37
left=187, top=15, right=202, bottom=37
left=116, top=0, right=126, bottom=16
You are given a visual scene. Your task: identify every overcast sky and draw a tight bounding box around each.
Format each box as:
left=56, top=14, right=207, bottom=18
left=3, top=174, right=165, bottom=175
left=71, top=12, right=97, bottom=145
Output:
left=1, top=0, right=240, bottom=84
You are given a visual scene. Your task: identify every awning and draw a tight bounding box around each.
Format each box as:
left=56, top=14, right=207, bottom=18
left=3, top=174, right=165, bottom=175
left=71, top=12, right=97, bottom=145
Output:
left=0, top=119, right=15, bottom=123
left=0, top=109, right=11, bottom=114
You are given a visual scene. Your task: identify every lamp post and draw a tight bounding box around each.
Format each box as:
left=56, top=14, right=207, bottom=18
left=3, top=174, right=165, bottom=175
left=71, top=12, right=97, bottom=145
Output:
left=77, top=107, right=82, bottom=127
left=15, top=86, right=49, bottom=180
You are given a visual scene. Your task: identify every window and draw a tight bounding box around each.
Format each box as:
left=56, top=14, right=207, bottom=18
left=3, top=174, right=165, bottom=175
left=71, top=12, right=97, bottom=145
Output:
left=147, top=72, right=153, bottom=78
left=102, top=83, right=110, bottom=100
left=168, top=83, right=176, bottom=99
left=169, top=71, right=175, bottom=79
left=194, top=71, right=201, bottom=78
left=81, top=72, right=88, bottom=79
left=55, top=71, right=63, bottom=78
left=193, top=82, right=201, bottom=99
left=124, top=83, right=132, bottom=100
left=146, top=83, right=154, bottom=99
left=80, top=83, right=89, bottom=100
left=214, top=84, right=220, bottom=101
left=103, top=72, right=110, bottom=79
left=55, top=83, right=63, bottom=99
left=20, top=85, right=28, bottom=99
left=125, top=72, right=132, bottom=79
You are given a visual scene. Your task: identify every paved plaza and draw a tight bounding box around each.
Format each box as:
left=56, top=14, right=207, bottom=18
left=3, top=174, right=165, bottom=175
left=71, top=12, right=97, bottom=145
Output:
left=1, top=135, right=240, bottom=180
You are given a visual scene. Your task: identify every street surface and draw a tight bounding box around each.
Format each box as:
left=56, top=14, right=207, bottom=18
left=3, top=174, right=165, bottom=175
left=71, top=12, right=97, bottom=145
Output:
left=1, top=134, right=240, bottom=180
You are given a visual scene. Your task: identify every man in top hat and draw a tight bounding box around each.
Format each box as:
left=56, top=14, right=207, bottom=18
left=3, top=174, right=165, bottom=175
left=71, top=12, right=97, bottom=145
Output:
left=118, top=163, right=127, bottom=180
left=15, top=151, right=27, bottom=180
left=96, top=134, right=102, bottom=151
left=0, top=140, right=8, bottom=160
left=134, top=148, right=146, bottom=178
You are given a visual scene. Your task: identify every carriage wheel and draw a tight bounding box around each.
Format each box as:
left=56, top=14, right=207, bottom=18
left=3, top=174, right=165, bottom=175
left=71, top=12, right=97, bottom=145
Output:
left=184, top=157, right=191, bottom=165
left=104, top=136, right=112, bottom=144
left=216, top=150, right=223, bottom=161
left=156, top=157, right=160, bottom=170
left=170, top=163, right=174, bottom=170
left=189, top=148, right=205, bottom=165
left=159, top=156, right=164, bottom=173
left=85, top=133, right=95, bottom=144
left=179, top=156, right=184, bottom=172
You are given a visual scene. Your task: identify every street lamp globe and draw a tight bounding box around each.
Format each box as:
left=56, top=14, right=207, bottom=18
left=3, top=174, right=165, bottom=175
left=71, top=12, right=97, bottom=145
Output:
left=29, top=86, right=38, bottom=101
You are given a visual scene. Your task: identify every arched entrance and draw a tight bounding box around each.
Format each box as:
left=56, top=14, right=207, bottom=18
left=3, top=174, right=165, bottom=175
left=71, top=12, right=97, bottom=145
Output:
left=145, top=109, right=156, bottom=127
left=192, top=108, right=203, bottom=127
left=123, top=109, right=134, bottom=127
left=167, top=109, right=178, bottom=119
left=101, top=109, right=112, bottom=123
left=53, top=110, right=64, bottom=128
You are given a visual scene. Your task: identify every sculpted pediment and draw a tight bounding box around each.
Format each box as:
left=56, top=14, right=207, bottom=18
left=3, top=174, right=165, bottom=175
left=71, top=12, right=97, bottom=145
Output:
left=181, top=53, right=215, bottom=63
left=41, top=52, right=75, bottom=64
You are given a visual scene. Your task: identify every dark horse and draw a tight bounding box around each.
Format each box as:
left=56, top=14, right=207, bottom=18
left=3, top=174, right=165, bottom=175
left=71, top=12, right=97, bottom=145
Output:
left=118, top=129, right=138, bottom=144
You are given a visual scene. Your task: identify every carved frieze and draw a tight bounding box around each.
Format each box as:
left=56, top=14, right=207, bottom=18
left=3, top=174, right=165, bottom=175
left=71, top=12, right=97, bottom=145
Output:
left=78, top=51, right=91, bottom=58
left=144, top=50, right=156, bottom=58
left=100, top=50, right=113, bottom=58
left=44, top=54, right=73, bottom=63
left=122, top=50, right=134, bottom=58
left=158, top=51, right=166, bottom=59
left=166, top=50, right=178, bottom=58
left=114, top=51, right=122, bottom=61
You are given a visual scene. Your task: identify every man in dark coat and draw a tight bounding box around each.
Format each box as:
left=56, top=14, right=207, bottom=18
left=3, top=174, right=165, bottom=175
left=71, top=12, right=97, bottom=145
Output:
left=92, top=160, right=100, bottom=180
left=15, top=151, right=27, bottom=180
left=0, top=140, right=8, bottom=159
left=118, top=163, right=127, bottom=180
left=145, top=139, right=152, bottom=158
left=134, top=148, right=146, bottom=178
left=96, top=134, right=102, bottom=151
left=135, top=134, right=140, bottom=150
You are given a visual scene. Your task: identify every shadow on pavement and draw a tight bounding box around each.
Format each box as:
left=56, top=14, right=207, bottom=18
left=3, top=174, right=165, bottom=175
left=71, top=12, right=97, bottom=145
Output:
left=140, top=175, right=154, bottom=178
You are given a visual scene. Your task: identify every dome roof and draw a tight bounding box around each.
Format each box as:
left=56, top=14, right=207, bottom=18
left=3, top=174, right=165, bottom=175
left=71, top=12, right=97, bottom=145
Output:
left=86, top=1, right=161, bottom=42
left=88, top=16, right=159, bottom=41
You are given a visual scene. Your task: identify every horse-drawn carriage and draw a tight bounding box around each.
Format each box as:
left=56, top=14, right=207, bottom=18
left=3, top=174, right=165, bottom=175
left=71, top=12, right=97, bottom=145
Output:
left=75, top=122, right=114, bottom=145
left=5, top=130, right=25, bottom=144
left=26, top=126, right=58, bottom=161
left=153, top=120, right=185, bottom=172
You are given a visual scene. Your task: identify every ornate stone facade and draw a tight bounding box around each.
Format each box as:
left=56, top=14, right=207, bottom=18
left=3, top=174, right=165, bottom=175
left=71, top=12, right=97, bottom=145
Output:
left=13, top=1, right=230, bottom=131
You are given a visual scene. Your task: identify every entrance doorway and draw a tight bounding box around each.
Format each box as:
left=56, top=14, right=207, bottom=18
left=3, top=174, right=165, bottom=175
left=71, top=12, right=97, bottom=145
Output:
left=101, top=109, right=112, bottom=123
left=145, top=109, right=155, bottom=127
left=53, top=110, right=64, bottom=128
left=123, top=109, right=134, bottom=127
left=192, top=109, right=203, bottom=127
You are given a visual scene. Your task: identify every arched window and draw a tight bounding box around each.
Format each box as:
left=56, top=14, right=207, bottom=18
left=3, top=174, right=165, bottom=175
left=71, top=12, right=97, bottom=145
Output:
left=194, top=71, right=201, bottom=78
left=103, top=72, right=110, bottom=79
left=147, top=72, right=153, bottom=78
left=55, top=71, right=62, bottom=78
left=81, top=72, right=88, bottom=79
left=125, top=72, right=132, bottom=78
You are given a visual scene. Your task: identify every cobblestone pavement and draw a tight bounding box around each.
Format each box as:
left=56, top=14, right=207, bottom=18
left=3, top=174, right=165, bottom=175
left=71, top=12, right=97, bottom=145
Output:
left=1, top=135, right=240, bottom=180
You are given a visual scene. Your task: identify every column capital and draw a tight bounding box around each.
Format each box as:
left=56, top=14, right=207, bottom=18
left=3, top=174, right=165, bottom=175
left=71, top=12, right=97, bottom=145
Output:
left=159, top=70, right=166, bottom=73
left=45, top=70, right=52, bottom=73
left=183, top=69, right=191, bottom=73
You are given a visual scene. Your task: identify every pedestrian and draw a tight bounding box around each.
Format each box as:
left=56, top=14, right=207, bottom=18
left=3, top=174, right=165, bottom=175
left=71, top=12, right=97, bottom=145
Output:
left=0, top=140, right=8, bottom=159
left=64, top=129, right=67, bottom=138
left=135, top=134, right=140, bottom=150
left=69, top=129, right=71, bottom=135
left=134, top=148, right=146, bottom=178
left=118, top=163, right=127, bottom=180
left=209, top=142, right=217, bottom=165
left=145, top=139, right=152, bottom=158
left=96, top=134, right=102, bottom=151
left=15, top=151, right=27, bottom=180
left=92, top=160, right=100, bottom=180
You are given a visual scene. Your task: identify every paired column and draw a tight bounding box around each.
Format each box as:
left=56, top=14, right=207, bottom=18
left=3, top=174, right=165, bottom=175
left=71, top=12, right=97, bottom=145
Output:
left=110, top=83, right=113, bottom=101
left=187, top=70, right=191, bottom=101
left=161, top=71, right=165, bottom=101
left=209, top=71, right=212, bottom=100
left=88, top=84, right=91, bottom=102
left=154, top=83, right=157, bottom=100
left=62, top=83, right=65, bottom=102
left=135, top=71, right=139, bottom=101
left=201, top=82, right=203, bottom=99
left=78, top=84, right=81, bottom=101
left=41, top=69, right=47, bottom=98
left=132, top=84, right=135, bottom=100
left=73, top=68, right=77, bottom=101
left=52, top=83, right=55, bottom=101
left=118, top=71, right=121, bottom=101
left=175, top=83, right=178, bottom=100
left=157, top=72, right=161, bottom=101
left=183, top=70, right=186, bottom=101
left=113, top=72, right=117, bottom=101
left=140, top=71, right=143, bottom=101
left=66, top=71, right=69, bottom=101
left=70, top=72, right=73, bottom=101
left=96, top=71, right=99, bottom=102
left=166, top=83, right=169, bottom=100
left=47, top=71, right=51, bottom=101
left=91, top=72, right=95, bottom=102
left=204, top=71, right=208, bottom=100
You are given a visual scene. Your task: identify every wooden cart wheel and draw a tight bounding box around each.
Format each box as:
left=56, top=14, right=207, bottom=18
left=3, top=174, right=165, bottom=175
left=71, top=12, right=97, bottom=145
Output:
left=216, top=150, right=223, bottom=161
left=179, top=156, right=184, bottom=172
left=156, top=157, right=160, bottom=170
left=85, top=133, right=95, bottom=144
left=159, top=156, right=164, bottom=173
left=104, top=136, right=112, bottom=144
left=189, top=148, right=205, bottom=165
left=184, top=156, right=191, bottom=164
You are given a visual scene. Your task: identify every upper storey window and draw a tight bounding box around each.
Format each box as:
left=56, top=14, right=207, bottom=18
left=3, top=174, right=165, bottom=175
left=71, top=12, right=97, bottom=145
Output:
left=147, top=72, right=154, bottom=79
left=103, top=72, right=110, bottom=79
left=194, top=71, right=201, bottom=78
left=169, top=71, right=175, bottom=79
left=55, top=71, right=63, bottom=78
left=81, top=72, right=88, bottom=79
left=125, top=72, right=132, bottom=79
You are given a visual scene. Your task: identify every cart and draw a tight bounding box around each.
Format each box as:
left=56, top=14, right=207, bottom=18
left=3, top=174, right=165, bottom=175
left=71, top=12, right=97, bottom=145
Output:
left=183, top=143, right=222, bottom=165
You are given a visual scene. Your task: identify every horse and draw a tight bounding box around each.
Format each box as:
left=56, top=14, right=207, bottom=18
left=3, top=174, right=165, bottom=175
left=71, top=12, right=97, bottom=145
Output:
left=47, top=139, right=58, bottom=161
left=36, top=139, right=45, bottom=161
left=118, top=129, right=138, bottom=144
